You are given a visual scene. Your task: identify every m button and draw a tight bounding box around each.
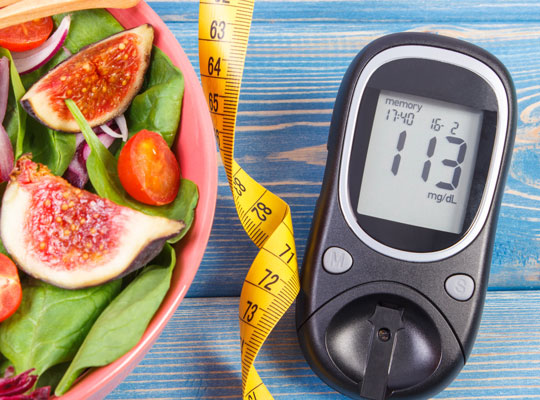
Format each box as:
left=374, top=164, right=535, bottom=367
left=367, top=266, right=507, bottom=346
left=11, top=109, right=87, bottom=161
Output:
left=322, top=247, right=353, bottom=274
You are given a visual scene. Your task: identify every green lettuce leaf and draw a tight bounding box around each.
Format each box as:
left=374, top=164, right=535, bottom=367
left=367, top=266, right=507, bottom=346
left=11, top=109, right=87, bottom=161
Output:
left=0, top=279, right=122, bottom=376
left=55, top=244, right=176, bottom=395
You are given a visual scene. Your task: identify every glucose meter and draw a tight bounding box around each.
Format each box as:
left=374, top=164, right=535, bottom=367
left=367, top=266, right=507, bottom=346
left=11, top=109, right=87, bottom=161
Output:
left=296, top=32, right=516, bottom=399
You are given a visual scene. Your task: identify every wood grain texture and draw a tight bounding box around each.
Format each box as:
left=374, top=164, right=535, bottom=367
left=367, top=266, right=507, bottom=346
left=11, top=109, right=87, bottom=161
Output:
left=107, top=291, right=540, bottom=399
left=146, top=0, right=540, bottom=296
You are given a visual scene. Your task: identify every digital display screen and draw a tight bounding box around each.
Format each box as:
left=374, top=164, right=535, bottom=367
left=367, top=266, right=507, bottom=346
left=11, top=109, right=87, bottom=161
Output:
left=357, top=90, right=483, bottom=234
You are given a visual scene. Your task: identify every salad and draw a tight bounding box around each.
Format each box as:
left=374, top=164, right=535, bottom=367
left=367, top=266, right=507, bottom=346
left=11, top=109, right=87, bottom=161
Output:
left=0, top=9, right=198, bottom=397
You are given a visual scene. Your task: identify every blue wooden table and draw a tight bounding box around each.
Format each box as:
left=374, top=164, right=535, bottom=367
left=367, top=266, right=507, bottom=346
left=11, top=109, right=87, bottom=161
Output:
left=108, top=0, right=540, bottom=398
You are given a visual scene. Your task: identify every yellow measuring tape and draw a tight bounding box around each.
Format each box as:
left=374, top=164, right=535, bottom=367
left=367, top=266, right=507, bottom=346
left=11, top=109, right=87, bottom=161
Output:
left=198, top=0, right=300, bottom=398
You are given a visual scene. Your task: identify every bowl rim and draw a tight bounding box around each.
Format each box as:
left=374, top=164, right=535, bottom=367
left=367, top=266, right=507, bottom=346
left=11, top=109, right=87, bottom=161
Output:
left=56, top=2, right=217, bottom=398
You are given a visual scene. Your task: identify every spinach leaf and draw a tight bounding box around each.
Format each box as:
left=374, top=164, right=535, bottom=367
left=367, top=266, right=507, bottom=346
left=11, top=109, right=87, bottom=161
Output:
left=0, top=279, right=121, bottom=376
left=66, top=100, right=198, bottom=238
left=0, top=48, right=26, bottom=158
left=55, top=244, right=176, bottom=395
left=160, top=179, right=198, bottom=243
left=36, top=361, right=70, bottom=393
left=126, top=47, right=185, bottom=147
left=22, top=117, right=76, bottom=176
left=53, top=10, right=123, bottom=54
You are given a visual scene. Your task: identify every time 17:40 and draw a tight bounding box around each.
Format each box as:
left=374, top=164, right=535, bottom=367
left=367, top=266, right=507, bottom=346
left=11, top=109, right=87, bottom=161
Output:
left=386, top=108, right=415, bottom=125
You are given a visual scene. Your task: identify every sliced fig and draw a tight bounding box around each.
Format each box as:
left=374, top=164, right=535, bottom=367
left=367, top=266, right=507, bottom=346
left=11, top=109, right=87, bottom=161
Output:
left=21, top=24, right=154, bottom=133
left=0, top=156, right=184, bottom=289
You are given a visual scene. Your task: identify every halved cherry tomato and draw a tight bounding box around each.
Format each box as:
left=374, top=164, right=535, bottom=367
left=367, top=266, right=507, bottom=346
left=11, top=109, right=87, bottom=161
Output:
left=0, top=253, right=22, bottom=322
left=0, top=17, right=54, bottom=52
left=118, top=129, right=181, bottom=206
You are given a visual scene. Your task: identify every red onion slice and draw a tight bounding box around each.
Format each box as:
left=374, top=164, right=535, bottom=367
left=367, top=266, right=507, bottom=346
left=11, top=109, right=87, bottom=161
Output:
left=0, top=56, right=8, bottom=123
left=97, top=132, right=117, bottom=150
left=64, top=151, right=87, bottom=189
left=74, top=132, right=85, bottom=147
left=0, top=367, right=37, bottom=396
left=100, top=114, right=128, bottom=141
left=0, top=124, right=14, bottom=182
left=99, top=123, right=124, bottom=139
left=0, top=367, right=50, bottom=399
left=82, top=133, right=116, bottom=160
left=0, top=57, right=13, bottom=182
left=115, top=114, right=129, bottom=141
left=12, top=15, right=71, bottom=74
left=64, top=133, right=116, bottom=188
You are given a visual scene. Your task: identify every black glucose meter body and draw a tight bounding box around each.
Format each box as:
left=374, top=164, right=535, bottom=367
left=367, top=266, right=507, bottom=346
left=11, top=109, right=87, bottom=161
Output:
left=296, top=32, right=516, bottom=399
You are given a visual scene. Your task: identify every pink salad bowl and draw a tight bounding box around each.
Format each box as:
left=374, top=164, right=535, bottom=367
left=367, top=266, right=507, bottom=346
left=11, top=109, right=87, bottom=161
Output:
left=56, top=2, right=217, bottom=398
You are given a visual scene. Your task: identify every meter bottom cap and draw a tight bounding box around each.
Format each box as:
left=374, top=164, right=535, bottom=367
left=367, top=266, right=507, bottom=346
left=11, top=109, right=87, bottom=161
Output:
left=297, top=282, right=464, bottom=399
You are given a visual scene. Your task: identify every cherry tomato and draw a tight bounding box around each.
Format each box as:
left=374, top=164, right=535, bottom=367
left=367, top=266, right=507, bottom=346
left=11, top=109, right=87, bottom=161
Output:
left=0, top=253, right=22, bottom=322
left=0, top=17, right=54, bottom=52
left=118, top=130, right=181, bottom=206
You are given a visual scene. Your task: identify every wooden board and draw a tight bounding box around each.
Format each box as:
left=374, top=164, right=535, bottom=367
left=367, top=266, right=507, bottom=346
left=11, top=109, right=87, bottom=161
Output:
left=108, top=291, right=540, bottom=399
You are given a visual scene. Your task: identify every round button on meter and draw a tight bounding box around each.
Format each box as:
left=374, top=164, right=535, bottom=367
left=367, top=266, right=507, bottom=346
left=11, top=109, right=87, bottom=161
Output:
left=296, top=32, right=516, bottom=400
left=323, top=247, right=353, bottom=274
left=445, top=274, right=475, bottom=301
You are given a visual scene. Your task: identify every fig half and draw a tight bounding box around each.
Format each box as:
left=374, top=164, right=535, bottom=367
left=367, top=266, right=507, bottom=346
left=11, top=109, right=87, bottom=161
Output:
left=21, top=24, right=154, bottom=132
left=1, top=156, right=184, bottom=289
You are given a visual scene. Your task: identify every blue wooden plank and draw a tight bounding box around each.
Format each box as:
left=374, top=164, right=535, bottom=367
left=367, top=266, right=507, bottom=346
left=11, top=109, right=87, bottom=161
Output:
left=107, top=291, right=540, bottom=399
left=149, top=0, right=540, bottom=23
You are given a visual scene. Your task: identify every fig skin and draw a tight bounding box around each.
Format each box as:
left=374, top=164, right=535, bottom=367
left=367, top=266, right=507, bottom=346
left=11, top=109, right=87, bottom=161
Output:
left=0, top=156, right=184, bottom=289
left=21, top=24, right=154, bottom=133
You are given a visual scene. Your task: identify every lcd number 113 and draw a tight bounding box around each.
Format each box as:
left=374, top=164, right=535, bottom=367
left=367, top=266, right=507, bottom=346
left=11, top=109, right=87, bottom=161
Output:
left=391, top=117, right=468, bottom=192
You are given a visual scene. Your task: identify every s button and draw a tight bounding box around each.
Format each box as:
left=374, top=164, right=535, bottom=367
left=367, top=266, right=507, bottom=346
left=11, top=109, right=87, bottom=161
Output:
left=445, top=274, right=475, bottom=301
